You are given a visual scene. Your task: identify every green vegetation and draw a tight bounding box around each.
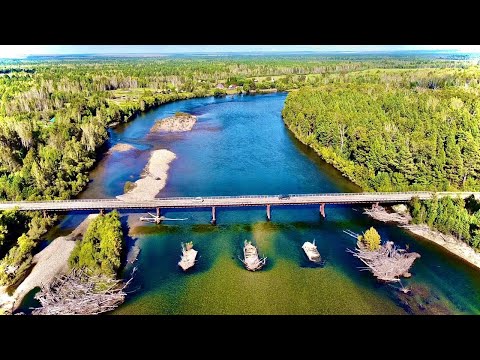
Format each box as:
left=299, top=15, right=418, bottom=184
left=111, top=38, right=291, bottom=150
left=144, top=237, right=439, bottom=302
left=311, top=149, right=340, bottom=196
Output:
left=0, top=54, right=477, bottom=285
left=410, top=195, right=480, bottom=249
left=123, top=181, right=136, bottom=193
left=0, top=211, right=55, bottom=286
left=69, top=211, right=124, bottom=276
left=175, top=111, right=190, bottom=117
left=213, top=88, right=226, bottom=97
left=358, top=227, right=381, bottom=251
left=282, top=69, right=480, bottom=192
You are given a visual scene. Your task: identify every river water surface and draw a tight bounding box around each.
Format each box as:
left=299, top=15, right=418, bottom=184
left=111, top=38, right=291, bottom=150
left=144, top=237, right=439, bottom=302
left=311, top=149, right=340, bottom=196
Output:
left=39, top=93, right=480, bottom=314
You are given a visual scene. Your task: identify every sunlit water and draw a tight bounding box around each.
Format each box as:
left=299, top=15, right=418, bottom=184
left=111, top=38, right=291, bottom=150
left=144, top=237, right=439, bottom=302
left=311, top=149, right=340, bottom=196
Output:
left=26, top=93, right=480, bottom=314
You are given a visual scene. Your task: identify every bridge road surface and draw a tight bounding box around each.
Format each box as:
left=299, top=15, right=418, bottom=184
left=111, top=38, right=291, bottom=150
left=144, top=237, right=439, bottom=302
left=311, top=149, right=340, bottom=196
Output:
left=0, top=192, right=479, bottom=212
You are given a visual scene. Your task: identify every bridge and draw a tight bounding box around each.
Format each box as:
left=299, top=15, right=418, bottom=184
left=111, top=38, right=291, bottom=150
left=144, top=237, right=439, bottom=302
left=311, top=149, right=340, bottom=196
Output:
left=0, top=191, right=478, bottom=224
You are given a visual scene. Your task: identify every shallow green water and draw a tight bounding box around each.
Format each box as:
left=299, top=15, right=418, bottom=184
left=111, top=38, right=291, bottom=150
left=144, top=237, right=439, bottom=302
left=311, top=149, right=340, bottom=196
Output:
left=33, top=93, right=480, bottom=315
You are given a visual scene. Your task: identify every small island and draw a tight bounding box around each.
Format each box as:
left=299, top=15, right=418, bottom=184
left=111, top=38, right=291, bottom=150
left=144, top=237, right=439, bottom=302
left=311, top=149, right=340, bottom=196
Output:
left=150, top=112, right=197, bottom=133
left=348, top=227, right=420, bottom=287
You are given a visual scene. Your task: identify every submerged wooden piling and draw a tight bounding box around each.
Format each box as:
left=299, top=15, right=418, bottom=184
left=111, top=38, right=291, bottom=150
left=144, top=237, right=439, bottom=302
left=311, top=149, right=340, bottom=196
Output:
left=319, top=203, right=326, bottom=218
left=211, top=206, right=216, bottom=225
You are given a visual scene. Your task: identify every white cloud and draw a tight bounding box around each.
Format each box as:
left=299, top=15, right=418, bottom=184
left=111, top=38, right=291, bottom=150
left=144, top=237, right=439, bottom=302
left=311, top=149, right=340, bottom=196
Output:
left=0, top=45, right=64, bottom=58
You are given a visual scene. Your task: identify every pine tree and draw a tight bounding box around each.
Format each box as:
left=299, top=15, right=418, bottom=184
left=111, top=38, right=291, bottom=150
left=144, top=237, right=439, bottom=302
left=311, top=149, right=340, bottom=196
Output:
left=445, top=134, right=464, bottom=187
left=397, top=140, right=416, bottom=183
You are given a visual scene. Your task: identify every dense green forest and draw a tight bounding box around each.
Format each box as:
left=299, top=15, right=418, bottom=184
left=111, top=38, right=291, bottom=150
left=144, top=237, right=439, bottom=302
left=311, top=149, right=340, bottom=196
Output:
left=410, top=196, right=480, bottom=249
left=0, top=54, right=477, bottom=284
left=282, top=68, right=480, bottom=191
left=69, top=211, right=124, bottom=276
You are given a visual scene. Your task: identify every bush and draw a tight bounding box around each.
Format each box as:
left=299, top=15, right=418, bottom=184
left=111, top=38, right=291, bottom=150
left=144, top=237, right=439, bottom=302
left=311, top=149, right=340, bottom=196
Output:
left=213, top=88, right=226, bottom=97
left=123, top=181, right=136, bottom=193
left=358, top=227, right=381, bottom=251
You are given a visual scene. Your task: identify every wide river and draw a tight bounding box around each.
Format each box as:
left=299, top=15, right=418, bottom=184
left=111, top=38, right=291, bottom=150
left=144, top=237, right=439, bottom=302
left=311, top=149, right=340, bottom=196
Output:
left=33, top=93, right=480, bottom=314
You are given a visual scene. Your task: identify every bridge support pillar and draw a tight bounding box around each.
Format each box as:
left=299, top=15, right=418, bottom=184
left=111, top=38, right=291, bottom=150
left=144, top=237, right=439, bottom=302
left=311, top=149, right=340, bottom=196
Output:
left=319, top=203, right=326, bottom=218
left=100, top=209, right=104, bottom=215
left=156, top=207, right=161, bottom=218
left=372, top=202, right=379, bottom=210
left=211, top=206, right=216, bottom=225
left=266, top=204, right=271, bottom=221
left=43, top=210, right=47, bottom=219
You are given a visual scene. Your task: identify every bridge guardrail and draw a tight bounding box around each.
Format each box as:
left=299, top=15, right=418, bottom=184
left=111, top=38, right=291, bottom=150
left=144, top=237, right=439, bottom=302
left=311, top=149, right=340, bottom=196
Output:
left=0, top=191, right=478, bottom=204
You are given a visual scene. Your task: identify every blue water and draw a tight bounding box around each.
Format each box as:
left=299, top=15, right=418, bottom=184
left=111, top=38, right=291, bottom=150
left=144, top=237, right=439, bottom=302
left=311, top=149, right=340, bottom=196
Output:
left=44, top=93, right=480, bottom=314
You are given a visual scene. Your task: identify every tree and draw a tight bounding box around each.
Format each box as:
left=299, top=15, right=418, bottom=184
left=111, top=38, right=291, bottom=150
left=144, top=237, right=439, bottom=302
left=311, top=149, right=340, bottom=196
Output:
left=213, top=88, right=226, bottom=97
left=358, top=227, right=381, bottom=251
left=445, top=134, right=464, bottom=186
left=397, top=141, right=415, bottom=183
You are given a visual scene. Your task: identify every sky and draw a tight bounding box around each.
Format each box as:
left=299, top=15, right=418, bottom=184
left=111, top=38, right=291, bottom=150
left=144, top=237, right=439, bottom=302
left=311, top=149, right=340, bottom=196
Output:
left=1, top=45, right=480, bottom=58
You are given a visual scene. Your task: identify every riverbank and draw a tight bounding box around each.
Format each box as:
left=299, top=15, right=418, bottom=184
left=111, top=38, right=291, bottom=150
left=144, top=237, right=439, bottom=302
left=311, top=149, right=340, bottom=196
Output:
left=0, top=214, right=98, bottom=314
left=283, top=122, right=368, bottom=190
left=365, top=206, right=480, bottom=270
left=116, top=149, right=176, bottom=201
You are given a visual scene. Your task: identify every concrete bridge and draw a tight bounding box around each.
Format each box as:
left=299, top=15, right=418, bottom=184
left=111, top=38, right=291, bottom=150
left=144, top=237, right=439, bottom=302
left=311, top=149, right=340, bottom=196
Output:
left=0, top=191, right=478, bottom=224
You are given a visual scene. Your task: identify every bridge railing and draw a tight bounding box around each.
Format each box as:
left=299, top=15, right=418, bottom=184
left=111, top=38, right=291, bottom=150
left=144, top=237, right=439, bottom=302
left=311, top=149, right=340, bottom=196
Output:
left=0, top=191, right=477, bottom=204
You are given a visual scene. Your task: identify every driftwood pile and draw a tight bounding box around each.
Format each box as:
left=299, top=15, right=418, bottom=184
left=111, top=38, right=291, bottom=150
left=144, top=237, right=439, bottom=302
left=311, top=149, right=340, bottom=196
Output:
left=363, top=206, right=411, bottom=225
left=32, top=269, right=134, bottom=315
left=348, top=241, right=420, bottom=283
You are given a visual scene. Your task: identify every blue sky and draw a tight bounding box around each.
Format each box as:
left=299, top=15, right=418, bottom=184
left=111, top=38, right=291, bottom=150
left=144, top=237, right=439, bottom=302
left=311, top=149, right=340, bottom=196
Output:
left=1, top=45, right=479, bottom=58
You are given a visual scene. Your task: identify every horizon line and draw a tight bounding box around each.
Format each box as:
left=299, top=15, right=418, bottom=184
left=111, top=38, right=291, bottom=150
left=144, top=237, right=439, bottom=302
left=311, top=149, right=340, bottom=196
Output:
left=2, top=48, right=479, bottom=60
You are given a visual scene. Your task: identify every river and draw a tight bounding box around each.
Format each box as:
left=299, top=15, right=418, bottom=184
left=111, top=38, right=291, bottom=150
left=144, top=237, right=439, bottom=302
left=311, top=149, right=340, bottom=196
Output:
left=26, top=93, right=480, bottom=314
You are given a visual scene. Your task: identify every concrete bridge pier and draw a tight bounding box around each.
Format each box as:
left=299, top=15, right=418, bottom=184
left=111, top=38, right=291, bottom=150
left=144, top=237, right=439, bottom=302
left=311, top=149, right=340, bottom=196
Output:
left=100, top=209, right=104, bottom=215
left=372, top=202, right=379, bottom=210
left=211, top=206, right=216, bottom=225
left=43, top=210, right=47, bottom=219
left=266, top=204, right=271, bottom=221
left=154, top=208, right=162, bottom=224
left=319, top=203, right=326, bottom=218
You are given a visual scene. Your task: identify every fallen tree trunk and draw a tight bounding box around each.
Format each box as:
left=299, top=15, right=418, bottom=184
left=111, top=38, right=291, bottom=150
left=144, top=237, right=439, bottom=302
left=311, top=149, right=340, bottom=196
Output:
left=348, top=241, right=420, bottom=282
left=31, top=268, right=135, bottom=315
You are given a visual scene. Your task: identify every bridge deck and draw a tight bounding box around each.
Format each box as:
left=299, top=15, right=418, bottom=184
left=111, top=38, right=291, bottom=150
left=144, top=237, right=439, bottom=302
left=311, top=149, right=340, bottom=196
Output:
left=0, top=192, right=478, bottom=212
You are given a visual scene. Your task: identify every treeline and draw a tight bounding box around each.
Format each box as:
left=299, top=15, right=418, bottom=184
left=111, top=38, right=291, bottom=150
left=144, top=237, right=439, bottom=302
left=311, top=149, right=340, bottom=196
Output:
left=410, top=196, right=480, bottom=249
left=282, top=78, right=480, bottom=191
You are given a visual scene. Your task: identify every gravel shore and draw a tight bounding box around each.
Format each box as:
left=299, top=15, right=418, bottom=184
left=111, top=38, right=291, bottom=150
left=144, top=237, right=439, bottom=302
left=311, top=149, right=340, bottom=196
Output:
left=150, top=114, right=197, bottom=132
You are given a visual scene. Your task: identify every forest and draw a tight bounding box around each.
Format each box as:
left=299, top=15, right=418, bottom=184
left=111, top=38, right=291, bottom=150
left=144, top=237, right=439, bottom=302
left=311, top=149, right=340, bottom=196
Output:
left=282, top=68, right=480, bottom=192
left=0, top=53, right=477, bottom=285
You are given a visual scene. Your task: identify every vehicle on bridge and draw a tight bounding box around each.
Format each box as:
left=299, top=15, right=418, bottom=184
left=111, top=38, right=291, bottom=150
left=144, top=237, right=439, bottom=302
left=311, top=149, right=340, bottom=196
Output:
left=278, top=194, right=290, bottom=200
left=193, top=197, right=204, bottom=202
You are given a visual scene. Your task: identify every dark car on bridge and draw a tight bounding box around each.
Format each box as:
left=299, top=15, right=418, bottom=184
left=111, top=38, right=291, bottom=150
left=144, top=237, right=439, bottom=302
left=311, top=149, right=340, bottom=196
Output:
left=278, top=194, right=291, bottom=200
